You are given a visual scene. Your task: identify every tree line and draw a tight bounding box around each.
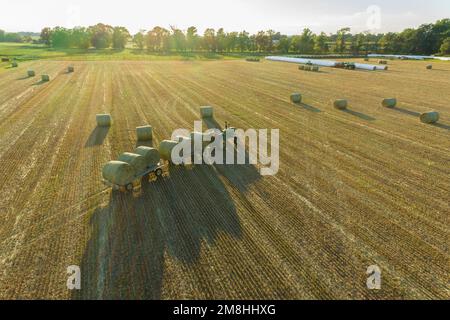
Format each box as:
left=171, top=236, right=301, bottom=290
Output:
left=1, top=19, right=450, bottom=55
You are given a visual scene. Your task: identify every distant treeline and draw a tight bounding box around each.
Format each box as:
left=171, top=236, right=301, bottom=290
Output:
left=2, top=19, right=450, bottom=55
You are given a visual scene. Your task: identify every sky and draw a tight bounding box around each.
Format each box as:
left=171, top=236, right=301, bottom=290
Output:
left=1, top=0, right=450, bottom=35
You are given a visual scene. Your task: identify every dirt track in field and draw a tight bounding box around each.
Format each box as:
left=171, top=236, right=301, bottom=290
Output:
left=0, top=58, right=448, bottom=299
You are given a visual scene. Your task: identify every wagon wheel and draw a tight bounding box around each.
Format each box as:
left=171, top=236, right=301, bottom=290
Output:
left=155, top=168, right=163, bottom=177
left=126, top=183, right=134, bottom=191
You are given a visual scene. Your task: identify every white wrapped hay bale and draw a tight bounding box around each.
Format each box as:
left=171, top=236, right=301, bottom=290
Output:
left=200, top=106, right=214, bottom=118
left=102, top=161, right=136, bottom=186
left=118, top=152, right=148, bottom=173
left=290, top=93, right=302, bottom=103
left=334, top=99, right=348, bottom=110
left=382, top=98, right=397, bottom=108
left=136, top=125, right=153, bottom=141
left=134, top=146, right=160, bottom=167
left=96, top=114, right=112, bottom=127
left=420, top=111, right=439, bottom=124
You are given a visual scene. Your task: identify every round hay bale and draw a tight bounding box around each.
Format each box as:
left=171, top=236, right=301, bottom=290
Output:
left=102, top=161, right=136, bottom=186
left=200, top=106, right=214, bottom=118
left=334, top=99, right=348, bottom=110
left=382, top=98, right=397, bottom=108
left=364, top=58, right=369, bottom=62
left=118, top=152, right=148, bottom=173
left=68, top=66, right=75, bottom=72
left=420, top=111, right=439, bottom=124
left=12, top=62, right=18, bottom=68
left=96, top=114, right=112, bottom=127
left=299, top=65, right=305, bottom=70
left=426, top=65, right=433, bottom=70
left=41, top=75, right=50, bottom=82
left=134, top=146, right=160, bottom=166
left=290, top=93, right=302, bottom=103
left=159, top=140, right=179, bottom=161
left=27, top=70, right=35, bottom=77
left=136, top=125, right=153, bottom=141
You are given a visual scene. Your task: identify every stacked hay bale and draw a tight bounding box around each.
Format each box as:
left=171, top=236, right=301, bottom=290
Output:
left=159, top=140, right=179, bottom=162
left=118, top=152, right=148, bottom=173
left=27, top=70, right=35, bottom=77
left=312, top=66, right=319, bottom=72
left=290, top=93, right=302, bottom=103
left=134, top=147, right=160, bottom=166
left=102, top=161, right=136, bottom=187
left=200, top=106, right=214, bottom=119
left=246, top=58, right=260, bottom=62
left=364, top=58, right=370, bottom=62
left=382, top=98, right=397, bottom=108
left=304, top=65, right=312, bottom=71
left=379, top=60, right=388, bottom=65
left=299, top=65, right=305, bottom=70
left=136, top=125, right=153, bottom=141
left=420, top=111, right=439, bottom=124
left=96, top=114, right=112, bottom=127
left=334, top=99, right=348, bottom=110
left=41, top=75, right=50, bottom=82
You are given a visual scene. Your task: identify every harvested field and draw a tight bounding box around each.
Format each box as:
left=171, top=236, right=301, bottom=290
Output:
left=0, top=58, right=449, bottom=300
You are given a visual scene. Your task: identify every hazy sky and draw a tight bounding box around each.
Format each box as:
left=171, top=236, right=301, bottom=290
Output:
left=2, top=0, right=449, bottom=34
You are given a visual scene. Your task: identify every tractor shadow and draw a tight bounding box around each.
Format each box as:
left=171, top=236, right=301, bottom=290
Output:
left=72, top=164, right=242, bottom=300
left=85, top=127, right=110, bottom=147
left=203, top=117, right=262, bottom=192
left=343, top=109, right=376, bottom=121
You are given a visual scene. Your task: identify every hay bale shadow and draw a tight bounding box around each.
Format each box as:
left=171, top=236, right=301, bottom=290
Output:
left=299, top=102, right=321, bottom=113
left=431, top=123, right=450, bottom=131
left=85, top=127, right=110, bottom=147
left=32, top=80, right=47, bottom=86
left=17, top=76, right=31, bottom=80
left=72, top=165, right=241, bottom=299
left=203, top=117, right=223, bottom=131
left=343, top=109, right=376, bottom=121
left=392, top=107, right=421, bottom=117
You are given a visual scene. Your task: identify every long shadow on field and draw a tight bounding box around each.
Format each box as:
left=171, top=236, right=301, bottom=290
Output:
left=343, top=109, right=376, bottom=121
left=432, top=122, right=450, bottom=131
left=299, top=103, right=321, bottom=113
left=85, top=127, right=110, bottom=147
left=204, top=117, right=262, bottom=192
left=73, top=165, right=242, bottom=300
left=392, top=107, right=420, bottom=117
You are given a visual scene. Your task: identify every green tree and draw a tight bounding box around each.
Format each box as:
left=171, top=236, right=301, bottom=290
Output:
left=0, top=29, right=5, bottom=42
left=277, top=35, right=291, bottom=54
left=133, top=31, right=145, bottom=50
left=335, top=27, right=350, bottom=53
left=89, top=23, right=113, bottom=49
left=298, top=28, right=315, bottom=54
left=40, top=27, right=52, bottom=46
left=72, top=27, right=91, bottom=49
left=51, top=27, right=72, bottom=48
left=112, top=26, right=130, bottom=49
left=314, top=32, right=329, bottom=53
left=170, top=26, right=186, bottom=52
left=186, top=26, right=199, bottom=51
left=203, top=28, right=216, bottom=52
left=440, top=37, right=450, bottom=55
left=237, top=31, right=250, bottom=52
